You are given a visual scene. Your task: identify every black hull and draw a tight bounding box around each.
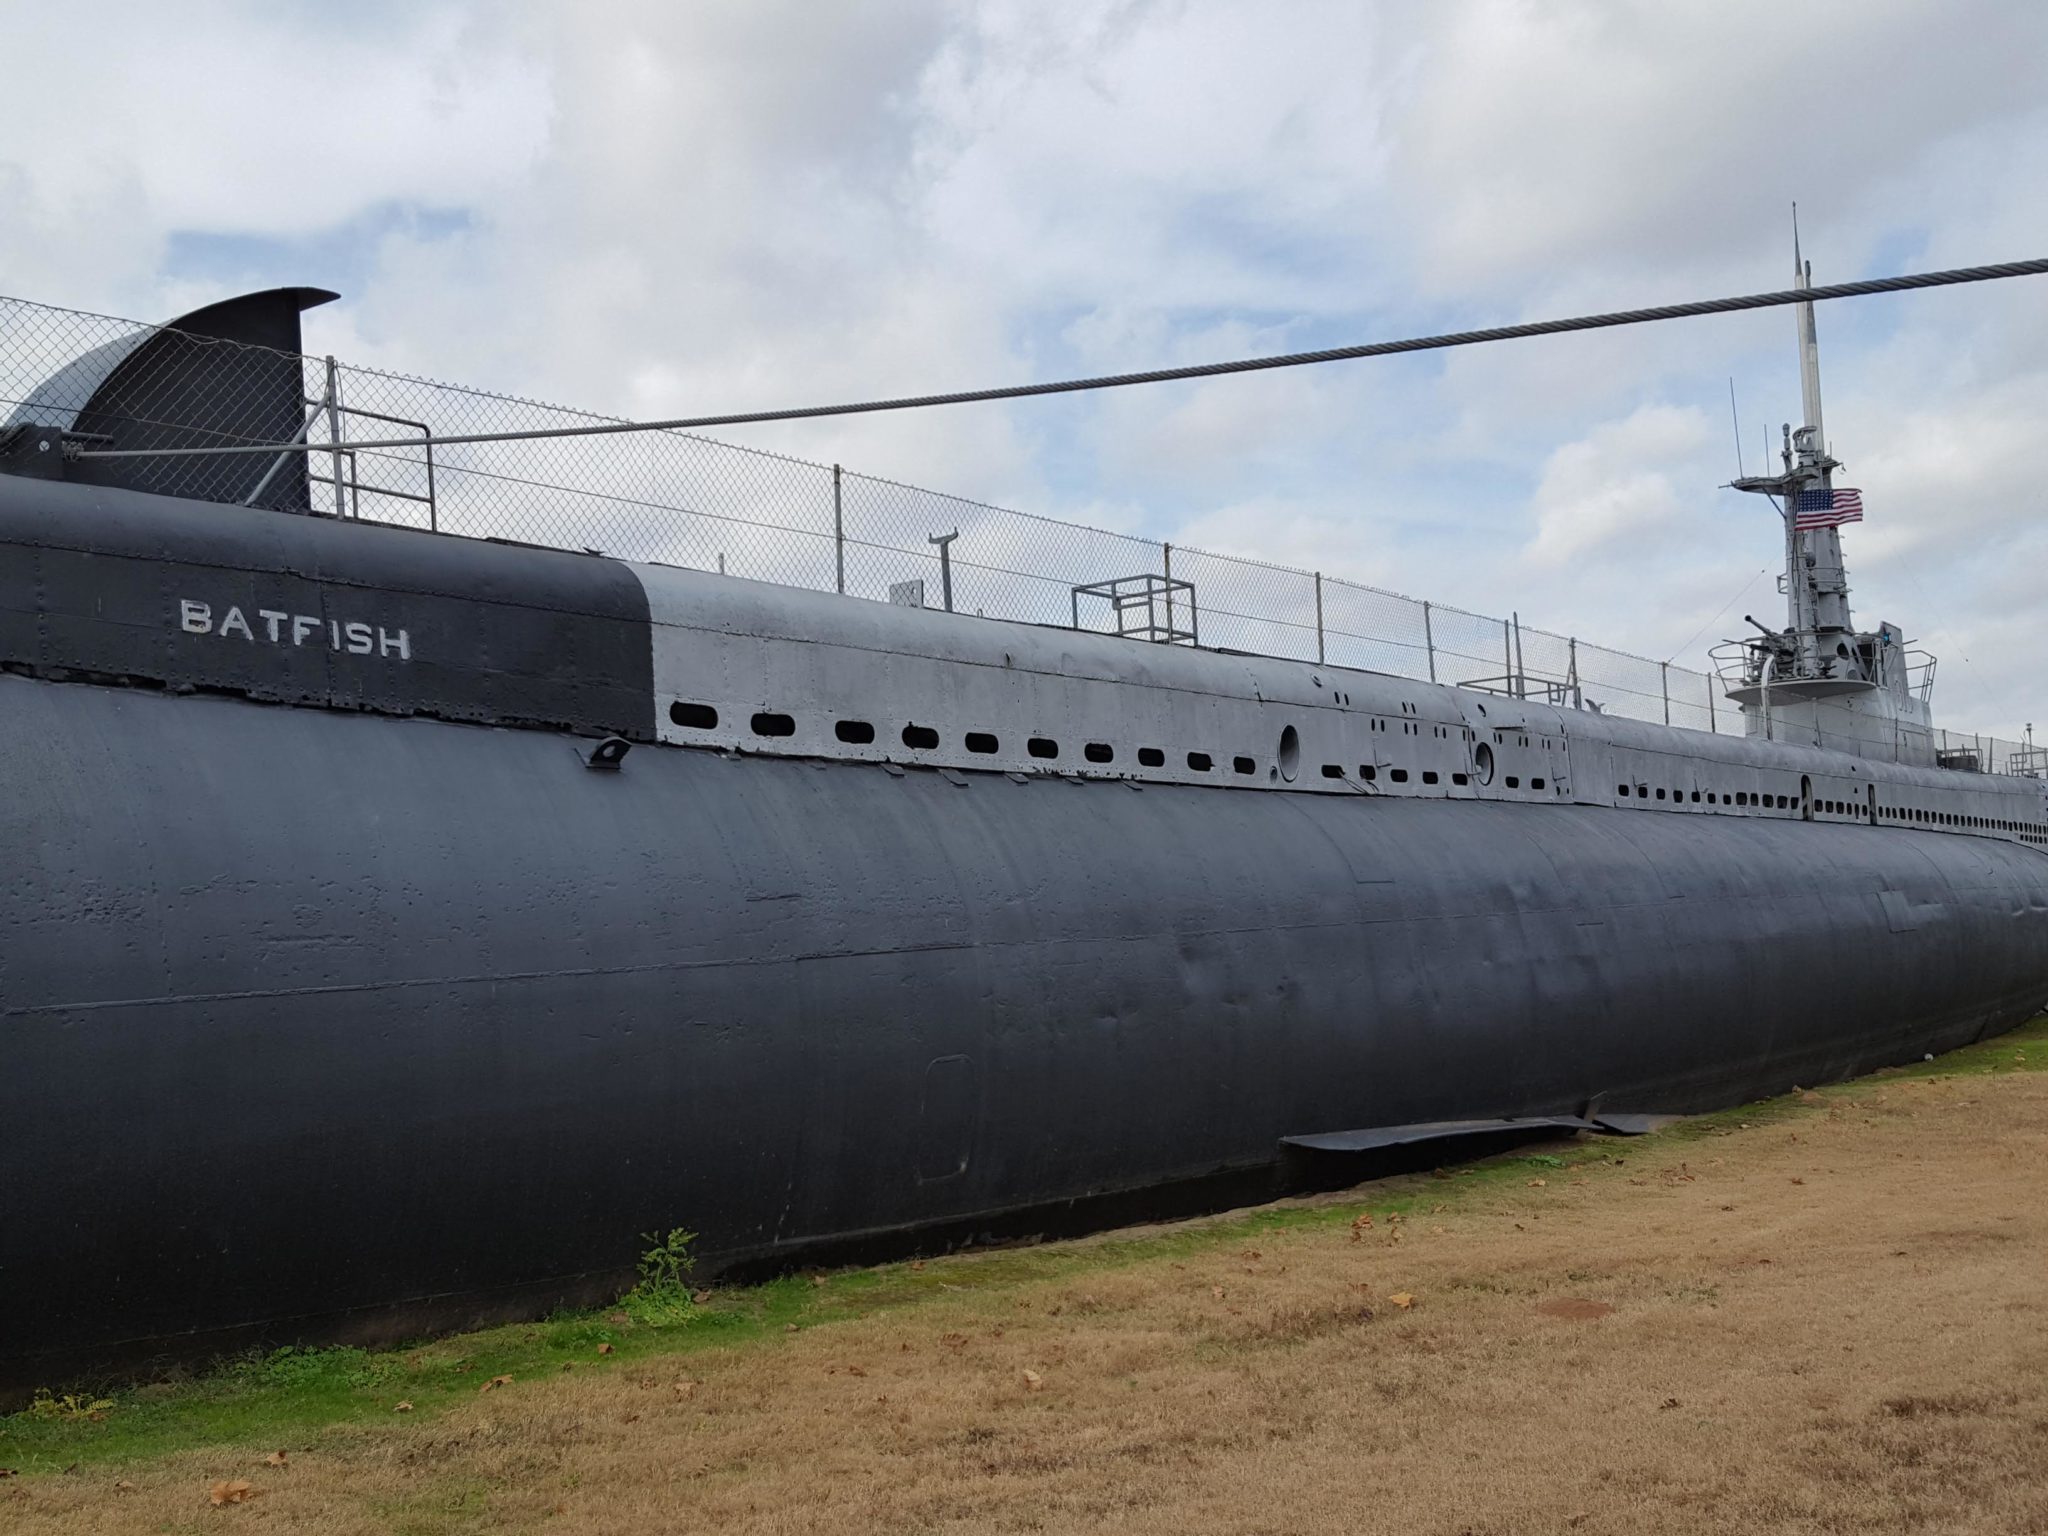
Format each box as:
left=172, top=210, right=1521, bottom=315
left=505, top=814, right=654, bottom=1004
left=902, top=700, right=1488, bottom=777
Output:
left=6, top=672, right=2045, bottom=1390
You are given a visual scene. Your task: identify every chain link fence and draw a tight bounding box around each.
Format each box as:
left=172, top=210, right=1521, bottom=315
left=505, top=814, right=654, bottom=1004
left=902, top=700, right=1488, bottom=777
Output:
left=1, top=292, right=2034, bottom=772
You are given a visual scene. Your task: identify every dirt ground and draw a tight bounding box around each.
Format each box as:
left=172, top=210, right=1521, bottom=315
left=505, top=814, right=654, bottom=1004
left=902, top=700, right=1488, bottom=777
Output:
left=7, top=1068, right=2048, bottom=1536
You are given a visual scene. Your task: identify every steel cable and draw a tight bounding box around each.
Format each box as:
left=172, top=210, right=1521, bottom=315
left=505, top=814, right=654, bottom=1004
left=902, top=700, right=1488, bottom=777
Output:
left=73, top=258, right=2048, bottom=460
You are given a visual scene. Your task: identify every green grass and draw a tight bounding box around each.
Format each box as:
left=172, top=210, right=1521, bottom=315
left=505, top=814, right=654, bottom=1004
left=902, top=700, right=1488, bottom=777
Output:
left=4, top=1014, right=2042, bottom=1478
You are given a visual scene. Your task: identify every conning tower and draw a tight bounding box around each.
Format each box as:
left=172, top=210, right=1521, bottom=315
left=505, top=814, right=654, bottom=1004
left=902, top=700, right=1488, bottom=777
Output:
left=1717, top=225, right=1937, bottom=765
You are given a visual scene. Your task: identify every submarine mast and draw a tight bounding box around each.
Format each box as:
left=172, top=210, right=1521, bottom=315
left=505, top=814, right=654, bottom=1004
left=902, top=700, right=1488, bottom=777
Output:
left=1720, top=218, right=1933, bottom=761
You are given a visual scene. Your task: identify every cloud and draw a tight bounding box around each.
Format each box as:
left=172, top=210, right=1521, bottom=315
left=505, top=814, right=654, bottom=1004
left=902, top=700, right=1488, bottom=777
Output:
left=1524, top=405, right=1713, bottom=566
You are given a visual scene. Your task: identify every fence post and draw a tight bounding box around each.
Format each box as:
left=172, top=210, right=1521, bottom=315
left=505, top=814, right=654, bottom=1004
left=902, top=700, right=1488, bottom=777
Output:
left=1163, top=541, right=1175, bottom=635
left=832, top=463, right=844, bottom=595
left=1512, top=612, right=1526, bottom=701
left=1568, top=636, right=1579, bottom=708
left=1660, top=661, right=1670, bottom=726
left=1503, top=619, right=1513, bottom=698
left=1423, top=601, right=1437, bottom=684
left=324, top=355, right=344, bottom=518
left=1314, top=572, right=1325, bottom=665
left=1707, top=672, right=1717, bottom=733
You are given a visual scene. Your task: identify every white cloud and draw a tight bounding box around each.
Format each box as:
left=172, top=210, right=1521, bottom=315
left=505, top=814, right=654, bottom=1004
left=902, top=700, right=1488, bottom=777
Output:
left=1524, top=405, right=1713, bottom=566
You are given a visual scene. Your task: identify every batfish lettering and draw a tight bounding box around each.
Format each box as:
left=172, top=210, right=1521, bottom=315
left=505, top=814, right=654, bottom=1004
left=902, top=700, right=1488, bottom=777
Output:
left=175, top=598, right=413, bottom=661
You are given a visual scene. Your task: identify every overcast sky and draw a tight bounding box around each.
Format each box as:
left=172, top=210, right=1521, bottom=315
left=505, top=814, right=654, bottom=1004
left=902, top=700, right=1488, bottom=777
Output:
left=5, top=0, right=2046, bottom=733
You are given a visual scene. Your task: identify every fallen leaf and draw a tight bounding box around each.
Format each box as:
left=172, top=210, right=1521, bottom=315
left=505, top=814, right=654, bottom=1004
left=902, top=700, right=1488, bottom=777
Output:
left=940, top=1333, right=967, bottom=1349
left=1659, top=1397, right=1681, bottom=1410
left=262, top=1450, right=289, bottom=1467
left=1528, top=1178, right=1548, bottom=1187
left=597, top=1344, right=615, bottom=1356
left=114, top=1479, right=136, bottom=1491
left=209, top=1480, right=257, bottom=1506
left=478, top=1374, right=514, bottom=1394
left=620, top=1412, right=641, bottom=1425
left=1021, top=1369, right=1044, bottom=1391
left=1241, top=1248, right=1262, bottom=1261
left=1388, top=1292, right=1415, bottom=1310
left=1790, top=1177, right=1806, bottom=1186
left=606, top=1311, right=630, bottom=1326
left=847, top=1365, right=867, bottom=1378
left=811, top=1274, right=827, bottom=1287
left=0, top=1470, right=15, bottom=1480
left=1211, top=1285, right=1227, bottom=1300
left=785, top=1324, right=801, bottom=1334
left=1349, top=1213, right=1373, bottom=1241
left=909, top=1260, right=926, bottom=1272
left=393, top=1401, right=413, bottom=1412
left=692, top=1290, right=712, bottom=1304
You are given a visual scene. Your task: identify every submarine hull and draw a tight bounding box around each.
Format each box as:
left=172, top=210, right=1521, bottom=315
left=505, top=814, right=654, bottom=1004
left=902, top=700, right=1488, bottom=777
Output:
left=6, top=669, right=2044, bottom=1389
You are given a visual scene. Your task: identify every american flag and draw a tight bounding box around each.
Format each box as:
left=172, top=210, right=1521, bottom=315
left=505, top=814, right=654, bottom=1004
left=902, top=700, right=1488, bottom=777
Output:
left=1792, top=487, right=1864, bottom=530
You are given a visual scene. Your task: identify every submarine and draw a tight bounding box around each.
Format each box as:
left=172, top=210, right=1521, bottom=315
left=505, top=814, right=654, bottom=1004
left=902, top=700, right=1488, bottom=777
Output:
left=3, top=258, right=2046, bottom=1394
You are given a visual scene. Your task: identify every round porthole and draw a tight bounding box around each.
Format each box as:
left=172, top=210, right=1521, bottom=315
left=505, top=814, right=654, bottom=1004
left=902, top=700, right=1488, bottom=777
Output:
left=1277, top=724, right=1301, bottom=783
left=1474, top=741, right=1495, bottom=786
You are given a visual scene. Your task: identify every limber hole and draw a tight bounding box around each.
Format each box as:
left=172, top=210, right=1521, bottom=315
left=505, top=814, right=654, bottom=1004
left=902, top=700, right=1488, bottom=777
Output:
left=902, top=724, right=939, bottom=750
left=1027, top=737, right=1060, bottom=760
left=965, top=732, right=999, bottom=754
left=751, top=711, right=795, bottom=737
left=670, top=701, right=718, bottom=729
left=1233, top=756, right=1256, bottom=776
left=834, top=719, right=874, bottom=745
left=1138, top=747, right=1166, bottom=768
left=1084, top=742, right=1114, bottom=764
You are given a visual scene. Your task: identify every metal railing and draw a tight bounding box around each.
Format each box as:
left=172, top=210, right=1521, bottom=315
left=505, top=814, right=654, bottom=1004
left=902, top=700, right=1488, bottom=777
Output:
left=0, top=291, right=2034, bottom=774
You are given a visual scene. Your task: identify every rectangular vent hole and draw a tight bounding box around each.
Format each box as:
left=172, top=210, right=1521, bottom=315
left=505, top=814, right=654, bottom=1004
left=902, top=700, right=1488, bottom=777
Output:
left=835, top=719, right=875, bottom=745
left=902, top=724, right=939, bottom=750
left=671, top=702, right=718, bottom=729
left=1138, top=747, right=1165, bottom=767
left=965, top=732, right=999, bottom=754
left=1186, top=751, right=1212, bottom=772
left=751, top=712, right=796, bottom=737
left=1084, top=742, right=1114, bottom=763
left=1027, top=737, right=1059, bottom=759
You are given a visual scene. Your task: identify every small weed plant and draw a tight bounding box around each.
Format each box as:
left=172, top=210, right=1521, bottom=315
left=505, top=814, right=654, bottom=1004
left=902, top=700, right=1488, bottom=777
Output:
left=625, top=1227, right=700, bottom=1327
left=25, top=1390, right=115, bottom=1423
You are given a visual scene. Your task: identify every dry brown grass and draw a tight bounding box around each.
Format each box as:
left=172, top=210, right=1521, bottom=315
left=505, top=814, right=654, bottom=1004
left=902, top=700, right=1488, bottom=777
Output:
left=9, top=1073, right=2048, bottom=1535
